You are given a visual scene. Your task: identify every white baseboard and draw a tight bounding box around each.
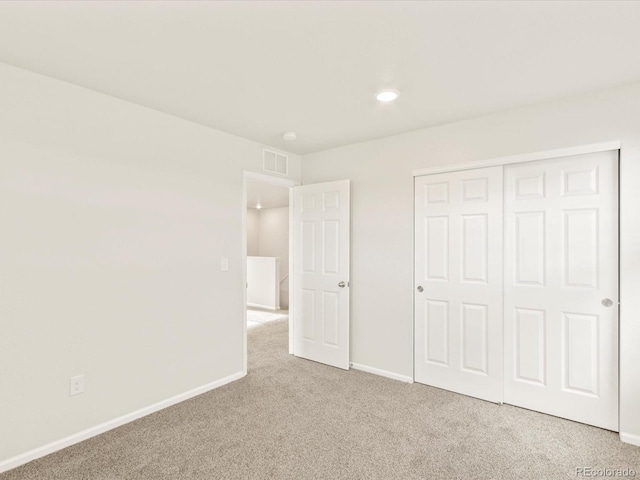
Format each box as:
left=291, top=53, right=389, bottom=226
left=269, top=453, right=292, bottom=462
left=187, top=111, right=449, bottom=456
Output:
left=350, top=362, right=413, bottom=384
left=620, top=432, right=640, bottom=446
left=247, top=303, right=279, bottom=310
left=0, top=371, right=246, bottom=474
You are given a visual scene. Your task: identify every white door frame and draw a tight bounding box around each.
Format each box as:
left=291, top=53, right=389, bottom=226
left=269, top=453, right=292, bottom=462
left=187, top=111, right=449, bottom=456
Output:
left=242, top=171, right=299, bottom=374
left=412, top=141, right=621, bottom=176
left=412, top=139, right=623, bottom=434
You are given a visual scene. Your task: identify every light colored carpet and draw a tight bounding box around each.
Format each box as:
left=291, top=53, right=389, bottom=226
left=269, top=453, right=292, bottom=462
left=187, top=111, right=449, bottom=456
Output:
left=247, top=307, right=288, bottom=330
left=3, top=320, right=639, bottom=479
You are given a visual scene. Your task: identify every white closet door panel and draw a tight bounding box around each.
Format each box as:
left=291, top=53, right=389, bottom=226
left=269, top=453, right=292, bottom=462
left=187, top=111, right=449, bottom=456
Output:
left=504, top=151, right=618, bottom=431
left=415, top=166, right=503, bottom=403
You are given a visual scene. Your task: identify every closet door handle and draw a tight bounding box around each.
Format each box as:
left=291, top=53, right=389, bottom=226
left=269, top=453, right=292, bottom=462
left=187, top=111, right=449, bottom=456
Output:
left=417, top=286, right=424, bottom=293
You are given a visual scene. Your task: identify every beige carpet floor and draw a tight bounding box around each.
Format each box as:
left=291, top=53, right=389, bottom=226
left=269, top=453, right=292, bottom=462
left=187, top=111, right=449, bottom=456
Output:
left=3, top=319, right=640, bottom=479
left=247, top=307, right=288, bottom=330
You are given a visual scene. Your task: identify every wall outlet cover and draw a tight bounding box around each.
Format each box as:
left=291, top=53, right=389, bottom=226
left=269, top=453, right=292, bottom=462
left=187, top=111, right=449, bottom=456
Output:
left=70, top=375, right=85, bottom=396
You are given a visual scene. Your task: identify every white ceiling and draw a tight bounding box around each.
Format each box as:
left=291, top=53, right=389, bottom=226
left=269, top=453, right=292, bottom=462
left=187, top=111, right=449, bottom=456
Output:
left=246, top=178, right=289, bottom=209
left=1, top=1, right=639, bottom=155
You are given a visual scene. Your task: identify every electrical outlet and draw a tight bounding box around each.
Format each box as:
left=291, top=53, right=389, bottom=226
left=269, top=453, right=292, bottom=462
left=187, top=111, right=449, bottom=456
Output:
left=70, top=375, right=84, bottom=396
left=221, top=257, right=229, bottom=271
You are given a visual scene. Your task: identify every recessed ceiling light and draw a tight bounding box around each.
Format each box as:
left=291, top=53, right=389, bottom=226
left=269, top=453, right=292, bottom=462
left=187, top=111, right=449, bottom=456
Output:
left=256, top=203, right=262, bottom=209
left=376, top=89, right=399, bottom=102
left=283, top=132, right=297, bottom=141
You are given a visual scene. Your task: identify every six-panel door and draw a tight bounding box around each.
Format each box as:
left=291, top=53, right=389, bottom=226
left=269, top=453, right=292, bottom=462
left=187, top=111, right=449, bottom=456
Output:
left=503, top=151, right=619, bottom=431
left=414, top=166, right=504, bottom=403
left=293, top=180, right=350, bottom=370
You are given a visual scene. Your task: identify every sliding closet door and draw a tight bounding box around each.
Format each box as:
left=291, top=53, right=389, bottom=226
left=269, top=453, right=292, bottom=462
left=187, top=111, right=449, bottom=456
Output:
left=503, top=151, right=618, bottom=430
left=414, top=167, right=503, bottom=403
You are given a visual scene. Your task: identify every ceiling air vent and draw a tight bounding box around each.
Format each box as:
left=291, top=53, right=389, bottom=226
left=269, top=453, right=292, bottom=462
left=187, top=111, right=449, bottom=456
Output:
left=263, top=149, right=288, bottom=176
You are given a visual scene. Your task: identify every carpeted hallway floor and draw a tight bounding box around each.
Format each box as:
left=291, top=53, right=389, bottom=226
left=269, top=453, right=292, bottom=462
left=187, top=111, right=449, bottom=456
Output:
left=247, top=307, right=288, bottom=330
left=3, top=319, right=639, bottom=479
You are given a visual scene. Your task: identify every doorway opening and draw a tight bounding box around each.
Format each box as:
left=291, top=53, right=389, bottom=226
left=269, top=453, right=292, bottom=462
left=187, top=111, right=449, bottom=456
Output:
left=242, top=171, right=298, bottom=373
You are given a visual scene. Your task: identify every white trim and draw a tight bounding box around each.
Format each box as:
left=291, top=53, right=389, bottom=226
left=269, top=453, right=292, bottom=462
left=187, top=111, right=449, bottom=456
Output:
left=244, top=169, right=295, bottom=186
left=247, top=302, right=280, bottom=311
left=350, top=362, right=414, bottom=384
left=0, top=371, right=245, bottom=474
left=412, top=140, right=621, bottom=176
left=620, top=432, right=640, bottom=447
left=288, top=187, right=295, bottom=355
left=242, top=174, right=248, bottom=375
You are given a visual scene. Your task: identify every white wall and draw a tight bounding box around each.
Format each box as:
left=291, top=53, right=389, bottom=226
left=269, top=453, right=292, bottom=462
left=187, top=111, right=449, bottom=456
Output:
left=302, top=81, right=640, bottom=442
left=247, top=256, right=281, bottom=310
left=257, top=207, right=289, bottom=309
left=246, top=208, right=260, bottom=256
left=0, top=62, right=301, bottom=465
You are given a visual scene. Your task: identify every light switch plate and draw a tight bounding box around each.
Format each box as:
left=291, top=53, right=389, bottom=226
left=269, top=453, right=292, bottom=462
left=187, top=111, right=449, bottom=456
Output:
left=221, top=258, right=229, bottom=271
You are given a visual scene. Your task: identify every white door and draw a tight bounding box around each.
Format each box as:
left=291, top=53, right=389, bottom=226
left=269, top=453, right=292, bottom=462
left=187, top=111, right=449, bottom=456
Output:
left=292, top=180, right=350, bottom=369
left=414, top=167, right=503, bottom=403
left=503, top=151, right=619, bottom=430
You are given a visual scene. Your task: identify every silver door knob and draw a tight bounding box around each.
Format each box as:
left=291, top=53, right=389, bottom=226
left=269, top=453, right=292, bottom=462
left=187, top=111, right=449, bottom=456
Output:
left=338, top=281, right=346, bottom=288
left=601, top=298, right=614, bottom=307
left=417, top=286, right=424, bottom=292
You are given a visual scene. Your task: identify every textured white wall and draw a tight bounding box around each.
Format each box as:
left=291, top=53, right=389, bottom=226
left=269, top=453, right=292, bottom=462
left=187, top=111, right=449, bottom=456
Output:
left=302, top=81, right=640, bottom=442
left=0, top=63, right=301, bottom=463
left=258, top=207, right=289, bottom=309
left=246, top=208, right=260, bottom=256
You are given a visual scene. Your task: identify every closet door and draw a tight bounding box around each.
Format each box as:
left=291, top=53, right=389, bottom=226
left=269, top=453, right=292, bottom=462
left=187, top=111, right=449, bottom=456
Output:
left=414, top=167, right=503, bottom=403
left=503, top=151, right=618, bottom=430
